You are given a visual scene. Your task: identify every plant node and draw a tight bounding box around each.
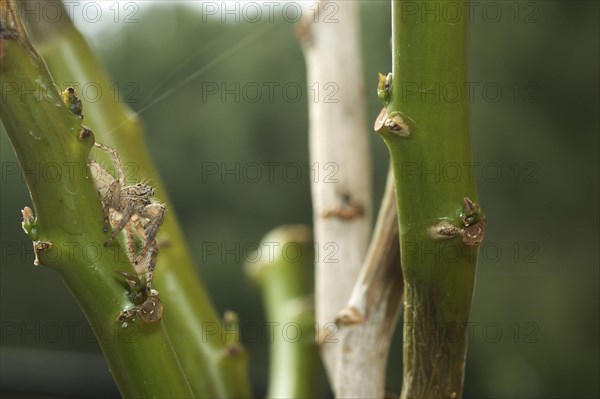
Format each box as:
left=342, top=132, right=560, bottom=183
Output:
left=21, top=206, right=38, bottom=240
left=374, top=108, right=412, bottom=138
left=429, top=198, right=487, bottom=247
left=61, top=87, right=83, bottom=118
left=116, top=271, right=163, bottom=326
left=335, top=306, right=363, bottom=326
left=78, top=127, right=93, bottom=140
left=430, top=220, right=460, bottom=239
left=385, top=113, right=410, bottom=137
left=377, top=72, right=393, bottom=105
left=32, top=241, right=52, bottom=266
left=459, top=197, right=487, bottom=247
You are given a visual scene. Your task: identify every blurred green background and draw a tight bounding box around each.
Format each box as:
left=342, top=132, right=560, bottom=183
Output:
left=1, top=1, right=598, bottom=398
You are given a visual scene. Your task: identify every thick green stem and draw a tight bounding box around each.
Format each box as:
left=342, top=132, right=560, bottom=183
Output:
left=20, top=3, right=251, bottom=397
left=375, top=1, right=485, bottom=398
left=0, top=2, right=193, bottom=397
left=246, top=226, right=317, bottom=399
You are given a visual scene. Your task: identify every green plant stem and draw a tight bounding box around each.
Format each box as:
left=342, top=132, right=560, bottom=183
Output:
left=0, top=2, right=193, bottom=397
left=246, top=226, right=317, bottom=399
left=376, top=1, right=484, bottom=398
left=21, top=3, right=251, bottom=397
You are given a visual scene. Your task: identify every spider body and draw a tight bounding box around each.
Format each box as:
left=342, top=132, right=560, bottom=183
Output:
left=89, top=142, right=166, bottom=288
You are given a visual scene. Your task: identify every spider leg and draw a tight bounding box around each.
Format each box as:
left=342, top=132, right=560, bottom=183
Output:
left=144, top=244, right=159, bottom=290
left=134, top=239, right=153, bottom=265
left=130, top=215, right=149, bottom=265
left=124, top=221, right=147, bottom=277
left=105, top=206, right=134, bottom=246
left=89, top=159, right=114, bottom=232
left=131, top=214, right=148, bottom=241
left=94, top=142, right=125, bottom=184
left=101, top=198, right=111, bottom=233
left=123, top=221, right=137, bottom=265
left=141, top=204, right=166, bottom=244
left=135, top=204, right=165, bottom=265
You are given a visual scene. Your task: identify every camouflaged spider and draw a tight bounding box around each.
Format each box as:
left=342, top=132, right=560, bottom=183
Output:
left=89, top=142, right=166, bottom=288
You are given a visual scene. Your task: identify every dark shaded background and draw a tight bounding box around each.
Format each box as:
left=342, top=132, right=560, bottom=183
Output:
left=1, top=1, right=598, bottom=398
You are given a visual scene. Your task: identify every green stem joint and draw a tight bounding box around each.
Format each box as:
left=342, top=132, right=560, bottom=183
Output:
left=376, top=1, right=486, bottom=398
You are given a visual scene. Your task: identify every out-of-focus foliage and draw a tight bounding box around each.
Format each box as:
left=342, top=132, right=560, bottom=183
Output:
left=1, top=1, right=598, bottom=398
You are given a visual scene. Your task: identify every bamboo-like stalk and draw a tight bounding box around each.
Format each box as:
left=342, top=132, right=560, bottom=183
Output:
left=245, top=225, right=317, bottom=399
left=376, top=1, right=486, bottom=398
left=298, top=1, right=383, bottom=396
left=0, top=2, right=193, bottom=397
left=19, top=2, right=251, bottom=397
left=335, top=167, right=403, bottom=398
